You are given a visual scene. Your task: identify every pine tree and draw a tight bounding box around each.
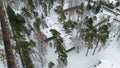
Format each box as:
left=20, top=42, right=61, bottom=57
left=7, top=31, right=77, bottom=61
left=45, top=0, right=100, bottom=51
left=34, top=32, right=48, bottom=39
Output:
left=7, top=6, right=34, bottom=68
left=50, top=29, right=68, bottom=67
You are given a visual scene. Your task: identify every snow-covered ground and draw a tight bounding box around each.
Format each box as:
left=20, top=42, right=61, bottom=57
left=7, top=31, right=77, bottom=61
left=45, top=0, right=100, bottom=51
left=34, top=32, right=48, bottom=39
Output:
left=43, top=1, right=120, bottom=68
left=0, top=0, right=120, bottom=68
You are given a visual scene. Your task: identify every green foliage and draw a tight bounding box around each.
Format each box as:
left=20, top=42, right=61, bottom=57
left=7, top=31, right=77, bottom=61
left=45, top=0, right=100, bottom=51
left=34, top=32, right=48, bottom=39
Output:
left=22, top=50, right=33, bottom=68
left=59, top=12, right=66, bottom=22
left=97, top=25, right=109, bottom=44
left=48, top=61, right=55, bottom=68
left=33, top=11, right=38, bottom=17
left=27, top=0, right=39, bottom=17
left=15, top=40, right=35, bottom=53
left=21, top=41, right=35, bottom=50
left=63, top=20, right=77, bottom=33
left=93, top=16, right=97, bottom=20
left=42, top=3, right=48, bottom=16
left=39, top=0, right=55, bottom=10
left=100, top=1, right=114, bottom=9
left=21, top=7, right=32, bottom=18
left=93, top=4, right=101, bottom=14
left=38, top=0, right=43, bottom=4
left=86, top=3, right=92, bottom=10
left=54, top=6, right=66, bottom=22
left=60, top=0, right=64, bottom=7
left=29, top=40, right=36, bottom=47
left=50, top=29, right=61, bottom=38
left=39, top=0, right=53, bottom=16
left=82, top=21, right=97, bottom=49
left=80, top=17, right=109, bottom=50
left=6, top=6, right=16, bottom=21
left=50, top=29, right=68, bottom=65
left=7, top=6, right=35, bottom=68
left=7, top=6, right=26, bottom=33
left=85, top=29, right=97, bottom=41
left=27, top=0, right=35, bottom=11
left=34, top=21, right=40, bottom=31
left=86, top=18, right=94, bottom=29
left=8, top=6, right=33, bottom=37
left=50, top=0, right=54, bottom=5
left=24, top=27, right=32, bottom=36
left=116, top=1, right=120, bottom=7
left=54, top=6, right=63, bottom=14
left=48, top=0, right=55, bottom=9
left=16, top=14, right=25, bottom=24
left=55, top=37, right=67, bottom=65
left=76, top=3, right=84, bottom=14
left=15, top=40, right=35, bottom=68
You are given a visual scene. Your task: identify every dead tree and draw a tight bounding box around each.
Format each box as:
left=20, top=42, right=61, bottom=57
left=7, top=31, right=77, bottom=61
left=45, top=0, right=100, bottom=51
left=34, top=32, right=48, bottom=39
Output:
left=62, top=3, right=84, bottom=14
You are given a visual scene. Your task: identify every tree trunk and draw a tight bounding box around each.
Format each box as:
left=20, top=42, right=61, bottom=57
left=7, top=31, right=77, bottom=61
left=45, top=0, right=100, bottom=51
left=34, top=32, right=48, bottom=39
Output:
left=11, top=26, right=25, bottom=68
left=94, top=18, right=108, bottom=27
left=86, top=47, right=90, bottom=56
left=62, top=3, right=83, bottom=13
left=92, top=40, right=99, bottom=55
left=0, top=0, right=16, bottom=68
left=103, top=6, right=120, bottom=15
